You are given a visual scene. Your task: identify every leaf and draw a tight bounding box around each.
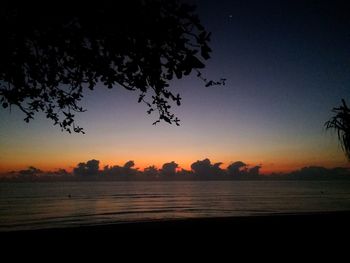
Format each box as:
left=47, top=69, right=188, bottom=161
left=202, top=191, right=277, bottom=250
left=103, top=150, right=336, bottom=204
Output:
left=187, top=55, right=205, bottom=69
left=0, top=1, right=217, bottom=134
left=175, top=94, right=181, bottom=106
left=201, top=45, right=212, bottom=60
left=161, top=115, right=172, bottom=124
left=184, top=67, right=192, bottom=76
left=152, top=120, right=160, bottom=125
left=175, top=69, right=182, bottom=79
left=138, top=94, right=145, bottom=103
left=205, top=80, right=214, bottom=87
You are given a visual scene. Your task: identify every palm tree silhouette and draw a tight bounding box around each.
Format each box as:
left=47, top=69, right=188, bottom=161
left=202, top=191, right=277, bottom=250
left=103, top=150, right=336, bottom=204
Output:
left=325, top=99, right=350, bottom=161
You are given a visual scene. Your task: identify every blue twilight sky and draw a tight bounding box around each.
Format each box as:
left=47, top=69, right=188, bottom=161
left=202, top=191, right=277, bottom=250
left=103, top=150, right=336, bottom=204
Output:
left=1, top=0, right=349, bottom=173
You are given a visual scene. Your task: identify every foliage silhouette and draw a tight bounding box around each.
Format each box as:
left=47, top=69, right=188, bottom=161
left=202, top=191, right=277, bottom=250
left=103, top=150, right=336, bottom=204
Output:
left=143, top=165, right=159, bottom=177
left=0, top=1, right=225, bottom=133
left=4, top=159, right=350, bottom=182
left=325, top=99, right=350, bottom=161
left=73, top=159, right=100, bottom=176
left=102, top=161, right=138, bottom=177
left=190, top=158, right=224, bottom=178
left=161, top=161, right=179, bottom=176
left=227, top=161, right=247, bottom=176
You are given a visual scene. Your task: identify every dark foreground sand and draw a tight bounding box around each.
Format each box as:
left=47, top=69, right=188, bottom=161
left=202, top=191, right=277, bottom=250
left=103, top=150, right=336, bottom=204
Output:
left=1, top=211, right=350, bottom=256
left=2, top=212, right=348, bottom=257
left=2, top=211, right=350, bottom=238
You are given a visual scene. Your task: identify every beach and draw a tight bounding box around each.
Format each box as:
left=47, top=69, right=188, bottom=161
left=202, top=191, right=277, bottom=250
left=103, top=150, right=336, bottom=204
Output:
left=3, top=211, right=349, bottom=236
left=1, top=211, right=349, bottom=256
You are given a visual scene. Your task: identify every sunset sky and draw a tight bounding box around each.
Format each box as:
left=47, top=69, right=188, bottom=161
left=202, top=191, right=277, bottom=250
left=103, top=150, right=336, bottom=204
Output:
left=1, top=0, right=350, bottom=174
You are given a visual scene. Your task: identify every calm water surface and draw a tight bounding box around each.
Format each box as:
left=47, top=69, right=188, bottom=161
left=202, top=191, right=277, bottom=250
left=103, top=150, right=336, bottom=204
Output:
left=1, top=181, right=350, bottom=231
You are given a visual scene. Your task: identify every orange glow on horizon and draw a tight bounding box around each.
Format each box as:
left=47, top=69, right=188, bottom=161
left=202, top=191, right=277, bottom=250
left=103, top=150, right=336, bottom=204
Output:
left=1, top=156, right=348, bottom=176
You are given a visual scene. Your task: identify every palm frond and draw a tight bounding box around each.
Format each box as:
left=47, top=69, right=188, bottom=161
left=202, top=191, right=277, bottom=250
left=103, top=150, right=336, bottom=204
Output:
left=325, top=99, right=350, bottom=161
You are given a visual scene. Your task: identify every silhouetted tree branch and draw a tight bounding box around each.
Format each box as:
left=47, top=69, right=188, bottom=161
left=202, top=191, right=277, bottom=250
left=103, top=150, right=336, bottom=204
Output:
left=0, top=1, right=225, bottom=133
left=325, top=99, right=350, bottom=161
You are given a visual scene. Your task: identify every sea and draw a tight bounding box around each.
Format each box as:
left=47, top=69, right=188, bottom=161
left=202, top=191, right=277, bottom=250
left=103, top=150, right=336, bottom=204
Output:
left=1, top=180, right=350, bottom=231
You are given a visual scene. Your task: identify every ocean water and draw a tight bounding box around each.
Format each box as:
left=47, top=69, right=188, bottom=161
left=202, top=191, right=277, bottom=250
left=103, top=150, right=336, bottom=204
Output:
left=1, top=180, right=350, bottom=231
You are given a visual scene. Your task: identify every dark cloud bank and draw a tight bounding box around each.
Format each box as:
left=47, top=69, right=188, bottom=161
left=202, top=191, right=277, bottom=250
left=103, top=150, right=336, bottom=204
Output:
left=1, top=159, right=350, bottom=182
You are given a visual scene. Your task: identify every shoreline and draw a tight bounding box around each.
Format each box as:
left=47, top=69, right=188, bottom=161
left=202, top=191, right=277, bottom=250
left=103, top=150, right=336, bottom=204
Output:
left=2, top=210, right=350, bottom=235
left=2, top=211, right=350, bottom=250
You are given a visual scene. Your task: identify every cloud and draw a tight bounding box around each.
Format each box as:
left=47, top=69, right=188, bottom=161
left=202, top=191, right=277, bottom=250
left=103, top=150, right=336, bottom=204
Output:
left=2, top=159, right=349, bottom=182
left=124, top=161, right=135, bottom=170
left=73, top=159, right=100, bottom=176
left=102, top=161, right=138, bottom=177
left=161, top=161, right=178, bottom=176
left=247, top=165, right=261, bottom=177
left=122, top=161, right=138, bottom=176
left=143, top=165, right=159, bottom=177
left=190, top=158, right=224, bottom=178
left=227, top=161, right=247, bottom=176
left=286, top=166, right=350, bottom=180
left=226, top=162, right=262, bottom=178
left=54, top=169, right=70, bottom=176
left=18, top=166, right=43, bottom=177
left=1, top=167, right=71, bottom=181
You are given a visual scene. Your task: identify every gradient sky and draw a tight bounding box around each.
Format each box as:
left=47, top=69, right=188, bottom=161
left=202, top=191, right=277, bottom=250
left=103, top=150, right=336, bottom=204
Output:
left=1, top=0, right=350, bottom=174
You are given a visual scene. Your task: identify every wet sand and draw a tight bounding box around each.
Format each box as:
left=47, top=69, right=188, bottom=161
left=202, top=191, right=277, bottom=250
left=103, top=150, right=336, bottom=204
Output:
left=1, top=211, right=349, bottom=254
left=2, top=211, right=350, bottom=237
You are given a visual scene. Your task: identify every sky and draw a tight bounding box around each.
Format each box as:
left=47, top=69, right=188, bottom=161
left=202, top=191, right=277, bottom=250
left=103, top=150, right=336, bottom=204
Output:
left=1, top=0, right=350, bottom=174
